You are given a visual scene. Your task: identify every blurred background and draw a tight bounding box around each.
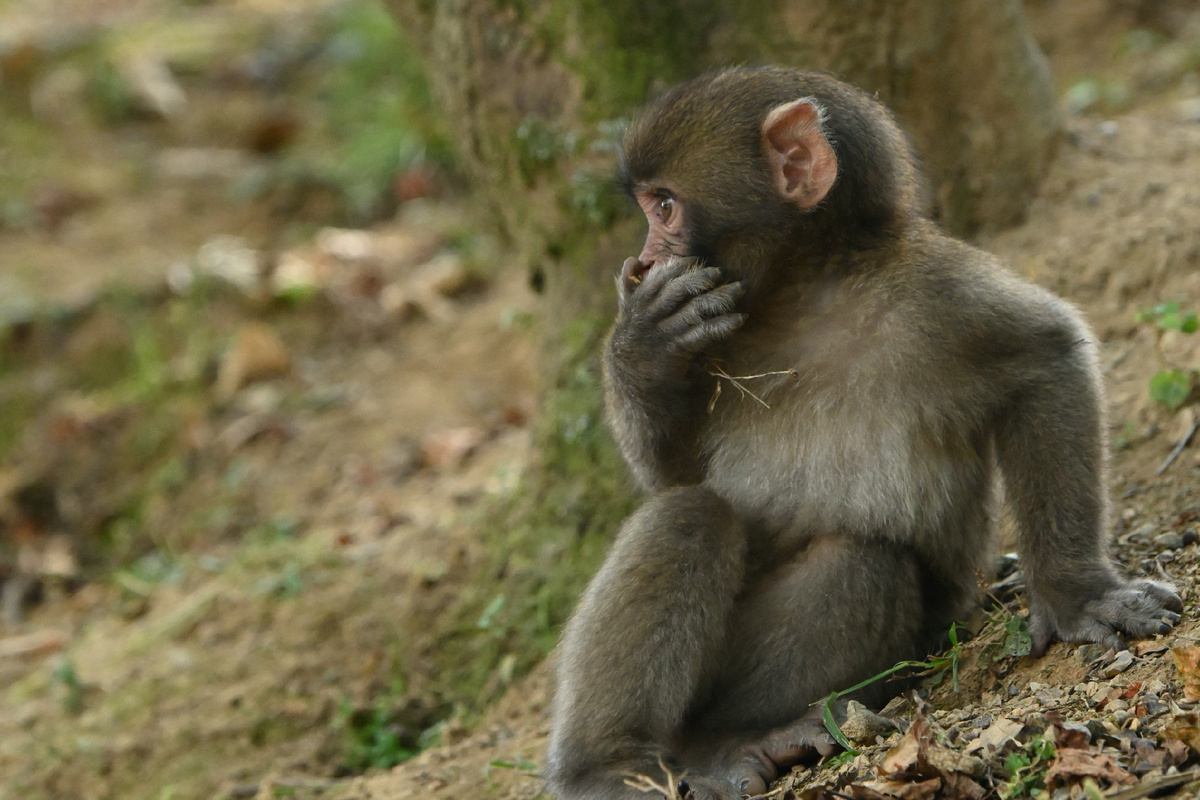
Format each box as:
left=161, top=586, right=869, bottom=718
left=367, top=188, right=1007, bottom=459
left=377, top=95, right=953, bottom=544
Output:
left=0, top=1, right=1199, bottom=798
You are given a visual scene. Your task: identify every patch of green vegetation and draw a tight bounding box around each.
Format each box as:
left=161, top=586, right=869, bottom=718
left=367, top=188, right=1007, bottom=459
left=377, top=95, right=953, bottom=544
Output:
left=818, top=624, right=962, bottom=761
left=292, top=0, right=455, bottom=222
left=1001, top=733, right=1055, bottom=799
left=335, top=697, right=419, bottom=771
left=1135, top=301, right=1198, bottom=411
left=51, top=658, right=86, bottom=714
left=429, top=313, right=636, bottom=716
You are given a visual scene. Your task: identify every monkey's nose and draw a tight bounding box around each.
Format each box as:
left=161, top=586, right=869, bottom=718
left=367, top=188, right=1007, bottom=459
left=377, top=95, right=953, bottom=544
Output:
left=621, top=257, right=651, bottom=290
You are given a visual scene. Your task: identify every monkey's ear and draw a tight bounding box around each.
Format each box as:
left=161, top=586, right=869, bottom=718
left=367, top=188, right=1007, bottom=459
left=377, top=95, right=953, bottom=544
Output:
left=762, top=99, right=838, bottom=209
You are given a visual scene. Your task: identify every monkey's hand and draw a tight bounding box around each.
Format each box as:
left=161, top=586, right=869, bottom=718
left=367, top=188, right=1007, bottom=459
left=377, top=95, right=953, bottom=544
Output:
left=1028, top=576, right=1182, bottom=657
left=611, top=255, right=746, bottom=383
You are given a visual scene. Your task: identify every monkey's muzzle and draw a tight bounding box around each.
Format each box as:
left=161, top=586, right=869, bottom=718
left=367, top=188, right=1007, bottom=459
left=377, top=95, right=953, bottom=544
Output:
left=622, top=256, right=651, bottom=291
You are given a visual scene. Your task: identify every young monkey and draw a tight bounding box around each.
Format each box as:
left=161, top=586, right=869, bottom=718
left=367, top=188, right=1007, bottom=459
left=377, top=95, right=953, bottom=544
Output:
left=545, top=67, right=1182, bottom=800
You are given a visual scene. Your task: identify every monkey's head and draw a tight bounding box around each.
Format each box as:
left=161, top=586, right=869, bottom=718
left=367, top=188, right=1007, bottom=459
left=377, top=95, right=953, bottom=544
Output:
left=619, top=67, right=924, bottom=296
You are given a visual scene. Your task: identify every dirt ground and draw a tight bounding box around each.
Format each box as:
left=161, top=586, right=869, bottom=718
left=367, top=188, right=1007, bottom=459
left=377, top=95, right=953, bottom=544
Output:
left=1, top=2, right=1200, bottom=800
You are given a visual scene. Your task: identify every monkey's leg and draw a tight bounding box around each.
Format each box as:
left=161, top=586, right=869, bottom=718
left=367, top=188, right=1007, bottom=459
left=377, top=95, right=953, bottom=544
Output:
left=689, top=537, right=933, bottom=796
left=546, top=486, right=747, bottom=800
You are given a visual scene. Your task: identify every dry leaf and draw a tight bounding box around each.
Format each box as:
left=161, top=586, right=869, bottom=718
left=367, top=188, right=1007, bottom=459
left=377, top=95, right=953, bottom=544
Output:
left=1046, top=712, right=1091, bottom=750
left=1171, top=646, right=1200, bottom=702
left=1044, top=749, right=1135, bottom=790
left=940, top=773, right=986, bottom=800
left=964, top=716, right=1023, bottom=756
left=1162, top=711, right=1200, bottom=754
left=421, top=427, right=487, bottom=470
left=849, top=777, right=940, bottom=800
left=216, top=323, right=291, bottom=401
left=1135, top=640, right=1169, bottom=657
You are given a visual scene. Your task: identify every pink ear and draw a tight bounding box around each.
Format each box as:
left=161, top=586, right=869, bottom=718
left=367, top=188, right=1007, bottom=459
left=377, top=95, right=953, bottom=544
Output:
left=762, top=98, right=838, bottom=209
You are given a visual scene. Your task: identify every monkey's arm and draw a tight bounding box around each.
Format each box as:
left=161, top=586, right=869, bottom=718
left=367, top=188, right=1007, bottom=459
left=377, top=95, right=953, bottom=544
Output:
left=987, top=296, right=1182, bottom=655
left=604, top=257, right=745, bottom=489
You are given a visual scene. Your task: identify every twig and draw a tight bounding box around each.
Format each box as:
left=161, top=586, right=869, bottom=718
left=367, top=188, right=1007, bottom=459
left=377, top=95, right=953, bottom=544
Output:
left=1103, top=769, right=1198, bottom=800
left=706, top=361, right=799, bottom=411
left=1155, top=418, right=1197, bottom=476
left=1106, top=344, right=1133, bottom=373
left=624, top=756, right=687, bottom=799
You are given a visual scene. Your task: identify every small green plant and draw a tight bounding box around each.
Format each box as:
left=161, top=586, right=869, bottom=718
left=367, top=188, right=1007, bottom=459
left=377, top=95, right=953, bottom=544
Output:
left=1136, top=302, right=1198, bottom=410
left=335, top=698, right=419, bottom=772
left=1002, top=615, right=1032, bottom=658
left=51, top=658, right=86, bottom=714
left=1001, top=734, right=1055, bottom=799
left=818, top=624, right=961, bottom=757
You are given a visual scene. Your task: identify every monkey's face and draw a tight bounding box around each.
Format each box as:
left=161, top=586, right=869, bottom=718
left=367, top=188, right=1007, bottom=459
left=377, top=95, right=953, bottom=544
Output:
left=624, top=186, right=688, bottom=289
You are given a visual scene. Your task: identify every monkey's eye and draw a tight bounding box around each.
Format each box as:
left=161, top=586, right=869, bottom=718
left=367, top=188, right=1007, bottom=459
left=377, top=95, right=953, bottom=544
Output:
left=658, top=196, right=676, bottom=224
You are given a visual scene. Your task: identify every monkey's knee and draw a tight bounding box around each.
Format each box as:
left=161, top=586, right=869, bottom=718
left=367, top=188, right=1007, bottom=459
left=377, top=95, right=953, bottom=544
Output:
left=623, top=485, right=745, bottom=558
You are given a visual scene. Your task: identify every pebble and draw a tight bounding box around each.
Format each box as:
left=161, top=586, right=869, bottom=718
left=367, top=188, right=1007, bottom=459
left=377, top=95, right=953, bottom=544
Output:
left=840, top=700, right=898, bottom=743
left=1154, top=532, right=1184, bottom=550
left=1103, top=650, right=1136, bottom=677
left=1143, top=696, right=1169, bottom=716
left=1125, top=522, right=1157, bottom=544
left=1184, top=529, right=1198, bottom=547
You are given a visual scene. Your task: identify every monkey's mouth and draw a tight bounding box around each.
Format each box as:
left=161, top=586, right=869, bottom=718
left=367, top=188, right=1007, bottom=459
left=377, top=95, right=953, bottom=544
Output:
left=621, top=257, right=651, bottom=288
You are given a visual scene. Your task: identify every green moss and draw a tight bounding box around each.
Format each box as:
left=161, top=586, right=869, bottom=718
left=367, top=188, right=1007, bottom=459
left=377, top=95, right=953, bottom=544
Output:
left=428, top=313, right=635, bottom=714
left=288, top=0, right=455, bottom=222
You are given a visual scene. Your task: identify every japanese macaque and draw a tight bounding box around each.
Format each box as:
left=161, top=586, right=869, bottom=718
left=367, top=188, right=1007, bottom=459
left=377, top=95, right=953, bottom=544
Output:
left=545, top=67, right=1182, bottom=800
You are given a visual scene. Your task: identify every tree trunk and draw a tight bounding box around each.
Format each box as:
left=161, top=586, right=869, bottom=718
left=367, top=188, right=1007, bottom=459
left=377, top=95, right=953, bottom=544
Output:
left=384, top=0, right=1057, bottom=319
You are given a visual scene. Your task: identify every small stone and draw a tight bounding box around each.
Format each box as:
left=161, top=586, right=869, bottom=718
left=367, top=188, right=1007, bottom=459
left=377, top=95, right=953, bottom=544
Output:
left=840, top=700, right=897, bottom=744
left=1078, top=643, right=1108, bottom=665
left=1183, top=529, right=1198, bottom=547
left=1143, top=696, right=1169, bottom=716
left=1126, top=522, right=1156, bottom=544
left=1103, top=650, right=1136, bottom=677
left=1154, top=532, right=1184, bottom=551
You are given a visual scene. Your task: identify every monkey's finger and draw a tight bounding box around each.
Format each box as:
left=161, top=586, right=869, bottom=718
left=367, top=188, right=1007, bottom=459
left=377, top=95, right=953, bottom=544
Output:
left=658, top=285, right=743, bottom=337
left=674, top=314, right=748, bottom=351
left=644, top=268, right=724, bottom=319
left=1127, top=578, right=1183, bottom=613
left=639, top=256, right=701, bottom=298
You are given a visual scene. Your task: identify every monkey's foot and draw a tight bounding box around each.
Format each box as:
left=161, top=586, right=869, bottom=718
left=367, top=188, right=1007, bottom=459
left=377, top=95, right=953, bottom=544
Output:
left=1030, top=578, right=1183, bottom=657
left=723, top=716, right=838, bottom=796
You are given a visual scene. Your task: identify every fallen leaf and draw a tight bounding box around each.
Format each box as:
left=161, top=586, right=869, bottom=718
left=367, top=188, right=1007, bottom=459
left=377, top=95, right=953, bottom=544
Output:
left=1163, top=738, right=1190, bottom=765
left=940, top=772, right=986, bottom=800
left=1171, top=646, right=1200, bottom=702
left=1161, top=711, right=1200, bottom=754
left=216, top=323, right=291, bottom=401
left=1135, top=640, right=1169, bottom=657
left=964, top=716, right=1023, bottom=756
left=421, top=427, right=487, bottom=470
left=848, top=777, right=940, bottom=800
left=1045, top=712, right=1091, bottom=750
left=1044, top=749, right=1135, bottom=790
